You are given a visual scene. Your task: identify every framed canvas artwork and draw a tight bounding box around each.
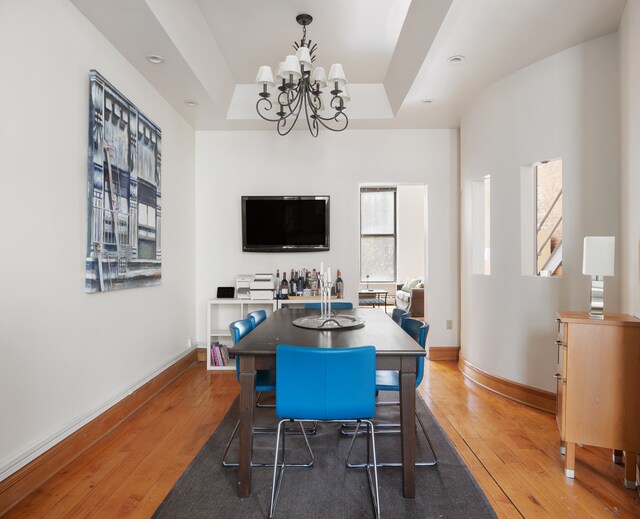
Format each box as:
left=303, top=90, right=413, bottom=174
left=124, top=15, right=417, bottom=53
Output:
left=85, top=70, right=162, bottom=292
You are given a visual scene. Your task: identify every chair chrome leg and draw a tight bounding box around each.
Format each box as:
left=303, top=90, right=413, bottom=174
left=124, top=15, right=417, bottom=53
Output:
left=256, top=391, right=276, bottom=408
left=222, top=418, right=314, bottom=468
left=364, top=420, right=381, bottom=519
left=269, top=419, right=286, bottom=519
left=272, top=419, right=378, bottom=518
left=345, top=412, right=437, bottom=468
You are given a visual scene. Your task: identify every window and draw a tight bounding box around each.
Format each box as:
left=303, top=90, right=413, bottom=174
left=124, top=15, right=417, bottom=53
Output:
left=360, top=187, right=396, bottom=282
left=521, top=159, right=562, bottom=276
left=535, top=160, right=562, bottom=276
left=471, top=176, right=490, bottom=275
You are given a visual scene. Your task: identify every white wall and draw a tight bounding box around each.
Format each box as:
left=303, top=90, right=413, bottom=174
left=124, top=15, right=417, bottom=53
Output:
left=397, top=184, right=426, bottom=283
left=0, top=0, right=196, bottom=479
left=460, top=33, right=620, bottom=391
left=195, top=130, right=458, bottom=347
left=620, top=1, right=640, bottom=319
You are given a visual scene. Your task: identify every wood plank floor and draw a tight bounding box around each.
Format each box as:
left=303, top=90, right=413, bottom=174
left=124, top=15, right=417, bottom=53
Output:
left=5, top=359, right=640, bottom=518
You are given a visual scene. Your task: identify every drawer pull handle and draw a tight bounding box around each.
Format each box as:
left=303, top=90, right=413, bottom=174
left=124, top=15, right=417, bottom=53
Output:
left=554, top=373, right=565, bottom=381
left=555, top=340, right=563, bottom=346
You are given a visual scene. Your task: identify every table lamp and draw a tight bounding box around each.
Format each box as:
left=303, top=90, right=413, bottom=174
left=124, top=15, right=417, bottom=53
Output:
left=582, top=236, right=615, bottom=319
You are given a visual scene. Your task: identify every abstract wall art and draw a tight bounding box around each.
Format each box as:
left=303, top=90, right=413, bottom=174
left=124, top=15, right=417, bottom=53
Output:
left=85, top=70, right=162, bottom=292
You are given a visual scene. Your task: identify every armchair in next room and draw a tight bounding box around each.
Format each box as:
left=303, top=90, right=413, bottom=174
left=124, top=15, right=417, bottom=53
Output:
left=395, top=278, right=424, bottom=318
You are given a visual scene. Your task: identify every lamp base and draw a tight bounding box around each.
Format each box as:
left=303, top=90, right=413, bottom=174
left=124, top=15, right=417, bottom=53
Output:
left=588, top=275, right=605, bottom=319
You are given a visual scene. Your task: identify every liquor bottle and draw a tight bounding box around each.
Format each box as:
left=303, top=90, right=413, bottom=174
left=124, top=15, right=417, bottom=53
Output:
left=311, top=269, right=318, bottom=295
left=276, top=269, right=281, bottom=298
left=280, top=271, right=288, bottom=297
left=304, top=270, right=311, bottom=290
left=297, top=270, right=304, bottom=295
left=336, top=269, right=344, bottom=299
left=290, top=269, right=296, bottom=296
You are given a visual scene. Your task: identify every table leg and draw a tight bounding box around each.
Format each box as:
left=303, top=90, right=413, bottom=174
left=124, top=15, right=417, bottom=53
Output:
left=399, top=356, right=417, bottom=498
left=613, top=449, right=624, bottom=464
left=565, top=442, right=575, bottom=478
left=238, top=355, right=256, bottom=497
left=624, top=451, right=637, bottom=489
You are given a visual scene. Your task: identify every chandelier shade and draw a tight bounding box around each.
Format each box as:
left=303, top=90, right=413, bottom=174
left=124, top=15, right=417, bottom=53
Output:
left=311, top=66, right=327, bottom=88
left=255, top=66, right=275, bottom=87
left=255, top=14, right=349, bottom=137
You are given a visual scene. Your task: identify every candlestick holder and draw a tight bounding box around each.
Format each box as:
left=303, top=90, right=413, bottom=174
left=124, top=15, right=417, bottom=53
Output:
left=292, top=273, right=364, bottom=330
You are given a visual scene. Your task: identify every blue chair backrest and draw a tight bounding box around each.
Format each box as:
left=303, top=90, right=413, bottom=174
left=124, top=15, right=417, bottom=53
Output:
left=276, top=345, right=376, bottom=420
left=391, top=308, right=408, bottom=326
left=229, top=318, right=254, bottom=380
left=248, top=310, right=267, bottom=327
left=401, top=318, right=430, bottom=386
left=303, top=302, right=353, bottom=309
left=229, top=318, right=254, bottom=345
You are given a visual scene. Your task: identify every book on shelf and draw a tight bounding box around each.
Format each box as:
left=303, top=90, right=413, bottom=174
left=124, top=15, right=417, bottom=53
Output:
left=210, top=342, right=230, bottom=366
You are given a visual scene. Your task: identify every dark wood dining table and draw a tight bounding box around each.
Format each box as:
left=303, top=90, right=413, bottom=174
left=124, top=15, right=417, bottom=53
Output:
left=232, top=307, right=426, bottom=499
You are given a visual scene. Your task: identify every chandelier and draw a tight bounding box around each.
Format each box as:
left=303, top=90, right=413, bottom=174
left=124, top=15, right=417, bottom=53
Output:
left=255, top=14, right=349, bottom=137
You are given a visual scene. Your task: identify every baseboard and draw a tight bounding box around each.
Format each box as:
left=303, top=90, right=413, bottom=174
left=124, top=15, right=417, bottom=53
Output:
left=458, top=354, right=556, bottom=413
left=427, top=346, right=460, bottom=361
left=0, top=350, right=197, bottom=516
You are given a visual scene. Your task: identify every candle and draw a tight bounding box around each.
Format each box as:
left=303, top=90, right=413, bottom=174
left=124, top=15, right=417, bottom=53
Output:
left=327, top=267, right=331, bottom=283
left=320, top=261, right=324, bottom=276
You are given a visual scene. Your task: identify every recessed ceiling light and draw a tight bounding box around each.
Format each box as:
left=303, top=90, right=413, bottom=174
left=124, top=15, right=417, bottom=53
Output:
left=184, top=100, right=199, bottom=107
left=146, top=55, right=164, bottom=64
left=447, top=55, right=465, bottom=63
left=422, top=99, right=433, bottom=104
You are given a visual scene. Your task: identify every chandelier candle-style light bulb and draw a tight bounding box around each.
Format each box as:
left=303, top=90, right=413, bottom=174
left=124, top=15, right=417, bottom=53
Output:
left=255, top=13, right=349, bottom=137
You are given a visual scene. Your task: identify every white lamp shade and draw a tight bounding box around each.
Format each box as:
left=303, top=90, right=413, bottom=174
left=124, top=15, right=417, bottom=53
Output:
left=338, top=84, right=350, bottom=103
left=582, top=236, right=615, bottom=276
left=295, top=46, right=312, bottom=71
left=255, top=65, right=275, bottom=87
left=328, top=63, right=347, bottom=87
left=311, top=66, right=327, bottom=88
left=282, top=55, right=302, bottom=80
left=275, top=61, right=285, bottom=81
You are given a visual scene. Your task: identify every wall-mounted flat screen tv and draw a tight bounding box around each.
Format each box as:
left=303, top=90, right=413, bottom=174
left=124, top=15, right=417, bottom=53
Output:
left=242, top=196, right=330, bottom=252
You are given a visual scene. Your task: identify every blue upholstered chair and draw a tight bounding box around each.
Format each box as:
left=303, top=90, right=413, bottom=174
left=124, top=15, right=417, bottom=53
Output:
left=303, top=302, right=353, bottom=309
left=248, top=309, right=267, bottom=327
left=269, top=346, right=380, bottom=519
left=222, top=319, right=312, bottom=468
left=391, top=308, right=408, bottom=326
left=375, top=318, right=429, bottom=394
left=347, top=318, right=436, bottom=468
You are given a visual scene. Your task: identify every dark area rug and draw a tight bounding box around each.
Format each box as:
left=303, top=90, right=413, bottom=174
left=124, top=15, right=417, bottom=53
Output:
left=153, top=392, right=496, bottom=518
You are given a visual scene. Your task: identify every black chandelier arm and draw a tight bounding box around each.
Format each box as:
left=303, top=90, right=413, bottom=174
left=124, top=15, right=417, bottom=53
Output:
left=274, top=86, right=296, bottom=109
left=256, top=91, right=303, bottom=124
left=277, top=102, right=304, bottom=136
left=313, top=110, right=349, bottom=132
left=276, top=89, right=306, bottom=136
left=256, top=97, right=283, bottom=123
left=302, top=90, right=320, bottom=138
left=306, top=88, right=322, bottom=113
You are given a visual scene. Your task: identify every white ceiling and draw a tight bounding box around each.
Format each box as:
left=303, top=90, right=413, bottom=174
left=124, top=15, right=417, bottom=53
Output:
left=71, top=0, right=626, bottom=131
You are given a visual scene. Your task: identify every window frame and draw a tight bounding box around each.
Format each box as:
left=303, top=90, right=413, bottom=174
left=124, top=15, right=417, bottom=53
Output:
left=359, top=186, right=397, bottom=283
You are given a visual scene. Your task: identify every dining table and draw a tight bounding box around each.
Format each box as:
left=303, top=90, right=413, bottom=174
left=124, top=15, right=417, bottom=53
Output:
left=232, top=307, right=426, bottom=499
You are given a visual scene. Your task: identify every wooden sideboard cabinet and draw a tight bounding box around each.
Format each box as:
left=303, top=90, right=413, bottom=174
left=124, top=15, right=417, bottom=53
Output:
left=556, top=311, right=640, bottom=489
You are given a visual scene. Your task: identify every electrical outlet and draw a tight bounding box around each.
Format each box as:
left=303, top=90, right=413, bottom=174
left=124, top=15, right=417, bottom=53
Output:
left=446, top=320, right=453, bottom=330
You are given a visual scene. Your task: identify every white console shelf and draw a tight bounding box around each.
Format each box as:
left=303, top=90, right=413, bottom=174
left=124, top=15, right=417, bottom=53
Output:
left=206, top=298, right=277, bottom=371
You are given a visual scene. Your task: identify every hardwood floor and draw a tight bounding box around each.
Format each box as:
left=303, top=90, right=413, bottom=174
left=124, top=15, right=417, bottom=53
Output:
left=5, top=360, right=640, bottom=518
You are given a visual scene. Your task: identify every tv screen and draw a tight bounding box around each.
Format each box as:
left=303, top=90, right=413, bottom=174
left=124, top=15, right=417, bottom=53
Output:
left=242, top=196, right=330, bottom=252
